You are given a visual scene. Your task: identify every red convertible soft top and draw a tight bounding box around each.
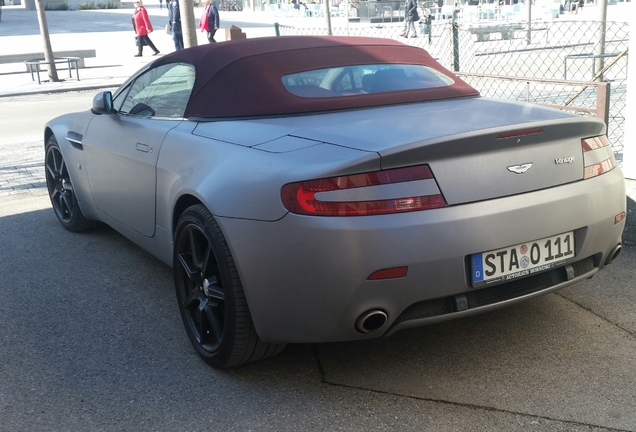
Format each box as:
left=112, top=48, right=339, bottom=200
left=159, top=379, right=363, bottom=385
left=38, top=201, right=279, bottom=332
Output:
left=154, top=36, right=479, bottom=118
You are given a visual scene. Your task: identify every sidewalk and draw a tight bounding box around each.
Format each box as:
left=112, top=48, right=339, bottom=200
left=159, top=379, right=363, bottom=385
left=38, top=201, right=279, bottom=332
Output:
left=1, top=3, right=629, bottom=98
left=0, top=6, right=282, bottom=97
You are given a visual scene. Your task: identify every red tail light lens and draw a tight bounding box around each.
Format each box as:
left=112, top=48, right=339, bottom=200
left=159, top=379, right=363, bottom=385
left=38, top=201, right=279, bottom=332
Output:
left=368, top=266, right=409, bottom=280
left=584, top=157, right=617, bottom=179
left=281, top=165, right=446, bottom=216
left=582, top=135, right=617, bottom=179
left=581, top=135, right=610, bottom=152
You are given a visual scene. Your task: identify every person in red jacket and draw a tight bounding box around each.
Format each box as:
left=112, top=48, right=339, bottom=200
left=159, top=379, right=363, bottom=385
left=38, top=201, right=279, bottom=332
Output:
left=199, top=0, right=220, bottom=43
left=133, top=0, right=160, bottom=57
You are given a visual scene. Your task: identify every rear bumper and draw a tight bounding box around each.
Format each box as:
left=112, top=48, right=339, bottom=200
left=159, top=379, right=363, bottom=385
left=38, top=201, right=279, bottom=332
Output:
left=218, top=169, right=626, bottom=343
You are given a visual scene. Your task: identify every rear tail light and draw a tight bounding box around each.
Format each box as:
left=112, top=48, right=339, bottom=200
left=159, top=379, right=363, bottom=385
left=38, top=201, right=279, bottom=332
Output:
left=582, top=135, right=617, bottom=179
left=281, top=164, right=446, bottom=216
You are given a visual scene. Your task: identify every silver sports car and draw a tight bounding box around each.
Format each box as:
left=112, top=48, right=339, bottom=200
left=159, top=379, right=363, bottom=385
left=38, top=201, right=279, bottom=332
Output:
left=44, top=36, right=626, bottom=368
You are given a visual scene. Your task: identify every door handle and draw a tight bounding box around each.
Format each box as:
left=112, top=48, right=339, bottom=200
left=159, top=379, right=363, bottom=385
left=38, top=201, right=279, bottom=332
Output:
left=136, top=142, right=150, bottom=153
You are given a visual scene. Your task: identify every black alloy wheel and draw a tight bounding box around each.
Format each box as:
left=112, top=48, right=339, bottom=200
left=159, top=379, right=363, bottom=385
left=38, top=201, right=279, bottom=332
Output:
left=44, top=136, right=94, bottom=232
left=176, top=222, right=225, bottom=353
left=173, top=204, right=285, bottom=368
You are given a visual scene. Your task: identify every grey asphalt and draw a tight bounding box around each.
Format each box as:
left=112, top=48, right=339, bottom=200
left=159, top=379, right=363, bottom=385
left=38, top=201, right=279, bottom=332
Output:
left=1, top=188, right=635, bottom=431
left=2, top=7, right=636, bottom=431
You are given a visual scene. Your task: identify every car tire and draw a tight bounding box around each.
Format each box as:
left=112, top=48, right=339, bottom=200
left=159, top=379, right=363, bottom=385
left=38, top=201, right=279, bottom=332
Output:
left=45, top=135, right=95, bottom=232
left=174, top=204, right=285, bottom=368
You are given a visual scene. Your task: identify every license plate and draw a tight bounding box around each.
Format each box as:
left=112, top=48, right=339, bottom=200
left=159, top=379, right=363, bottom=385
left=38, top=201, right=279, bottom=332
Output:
left=471, top=232, right=575, bottom=285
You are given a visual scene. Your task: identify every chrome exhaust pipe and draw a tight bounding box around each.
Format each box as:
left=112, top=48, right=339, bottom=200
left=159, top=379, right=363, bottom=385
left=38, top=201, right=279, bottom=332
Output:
left=605, top=244, right=622, bottom=265
left=355, top=310, right=388, bottom=334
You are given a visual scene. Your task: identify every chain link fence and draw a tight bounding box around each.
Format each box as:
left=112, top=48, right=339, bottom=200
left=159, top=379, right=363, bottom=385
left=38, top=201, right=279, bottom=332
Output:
left=277, top=19, right=629, bottom=160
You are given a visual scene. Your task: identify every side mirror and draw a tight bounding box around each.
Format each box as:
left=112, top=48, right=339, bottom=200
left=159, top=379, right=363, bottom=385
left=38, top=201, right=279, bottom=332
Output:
left=91, top=91, right=114, bottom=115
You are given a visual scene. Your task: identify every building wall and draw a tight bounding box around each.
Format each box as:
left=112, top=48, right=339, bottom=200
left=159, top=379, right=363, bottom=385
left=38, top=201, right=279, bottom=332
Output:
left=24, top=0, right=123, bottom=10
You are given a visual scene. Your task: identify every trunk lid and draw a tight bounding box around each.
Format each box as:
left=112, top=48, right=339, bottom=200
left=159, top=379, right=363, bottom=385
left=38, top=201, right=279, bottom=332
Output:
left=194, top=97, right=606, bottom=205
left=289, top=97, right=606, bottom=205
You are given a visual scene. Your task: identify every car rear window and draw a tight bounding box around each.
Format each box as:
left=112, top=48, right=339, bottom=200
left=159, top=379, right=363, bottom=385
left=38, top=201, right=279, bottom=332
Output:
left=282, top=64, right=455, bottom=98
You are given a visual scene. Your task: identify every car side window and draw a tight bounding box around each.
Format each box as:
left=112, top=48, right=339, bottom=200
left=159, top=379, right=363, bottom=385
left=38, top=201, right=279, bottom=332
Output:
left=113, top=62, right=196, bottom=118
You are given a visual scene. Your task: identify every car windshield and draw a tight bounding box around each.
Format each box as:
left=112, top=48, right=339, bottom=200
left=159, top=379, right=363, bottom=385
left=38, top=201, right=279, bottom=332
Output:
left=281, top=64, right=455, bottom=98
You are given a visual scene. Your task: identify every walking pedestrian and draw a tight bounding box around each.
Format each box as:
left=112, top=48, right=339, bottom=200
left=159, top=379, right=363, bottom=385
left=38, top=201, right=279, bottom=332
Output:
left=132, top=0, right=160, bottom=57
left=199, top=0, right=209, bottom=34
left=199, top=0, right=220, bottom=43
left=402, top=0, right=419, bottom=38
left=168, top=0, right=185, bottom=50
left=422, top=8, right=432, bottom=43
left=399, top=5, right=408, bottom=37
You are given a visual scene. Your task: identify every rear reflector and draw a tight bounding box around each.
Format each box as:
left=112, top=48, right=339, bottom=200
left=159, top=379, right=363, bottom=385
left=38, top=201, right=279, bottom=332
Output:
left=281, top=165, right=447, bottom=216
left=582, top=136, right=617, bottom=179
left=615, top=212, right=626, bottom=225
left=368, top=266, right=408, bottom=280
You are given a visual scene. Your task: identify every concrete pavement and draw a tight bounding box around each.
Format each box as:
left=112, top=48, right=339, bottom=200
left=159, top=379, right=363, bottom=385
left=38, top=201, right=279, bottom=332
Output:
left=1, top=182, right=635, bottom=431
left=1, top=8, right=636, bottom=431
left=0, top=5, right=281, bottom=97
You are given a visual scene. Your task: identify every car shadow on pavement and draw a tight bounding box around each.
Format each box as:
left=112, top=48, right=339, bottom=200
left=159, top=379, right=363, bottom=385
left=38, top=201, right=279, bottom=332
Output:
left=2, top=200, right=635, bottom=430
left=624, top=192, right=636, bottom=245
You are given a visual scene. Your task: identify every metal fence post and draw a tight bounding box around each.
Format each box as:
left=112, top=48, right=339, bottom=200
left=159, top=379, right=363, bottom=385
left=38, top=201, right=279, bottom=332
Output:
left=595, top=81, right=611, bottom=127
left=452, top=8, right=459, bottom=72
left=324, top=0, right=333, bottom=36
left=274, top=22, right=280, bottom=36
left=595, top=22, right=608, bottom=82
left=525, top=0, right=531, bottom=44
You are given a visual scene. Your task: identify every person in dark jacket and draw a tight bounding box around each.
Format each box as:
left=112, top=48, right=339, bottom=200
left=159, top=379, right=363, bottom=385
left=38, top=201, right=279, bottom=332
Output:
left=403, top=0, right=418, bottom=38
left=132, top=0, right=160, bottom=57
left=207, top=0, right=220, bottom=43
left=168, top=0, right=184, bottom=50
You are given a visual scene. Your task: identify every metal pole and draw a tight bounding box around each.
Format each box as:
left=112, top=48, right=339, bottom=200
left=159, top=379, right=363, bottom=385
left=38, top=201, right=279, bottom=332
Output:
left=594, top=0, right=608, bottom=81
left=526, top=0, right=532, bottom=44
left=275, top=22, right=280, bottom=36
left=324, top=0, right=333, bottom=35
left=452, top=6, right=459, bottom=71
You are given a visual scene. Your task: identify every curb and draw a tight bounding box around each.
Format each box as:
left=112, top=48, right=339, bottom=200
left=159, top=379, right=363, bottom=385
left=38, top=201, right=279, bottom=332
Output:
left=0, top=82, right=124, bottom=98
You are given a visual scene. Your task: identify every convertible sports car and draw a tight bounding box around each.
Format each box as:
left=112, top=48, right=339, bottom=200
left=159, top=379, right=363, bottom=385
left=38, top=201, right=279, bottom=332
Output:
left=44, top=36, right=626, bottom=368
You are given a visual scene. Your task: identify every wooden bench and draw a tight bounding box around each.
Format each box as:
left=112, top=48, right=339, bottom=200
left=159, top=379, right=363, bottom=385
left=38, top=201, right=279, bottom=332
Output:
left=468, top=23, right=522, bottom=42
left=0, top=49, right=96, bottom=71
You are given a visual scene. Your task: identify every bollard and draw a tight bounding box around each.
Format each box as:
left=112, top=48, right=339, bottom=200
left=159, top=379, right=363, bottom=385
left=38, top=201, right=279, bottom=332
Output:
left=225, top=25, right=247, bottom=41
